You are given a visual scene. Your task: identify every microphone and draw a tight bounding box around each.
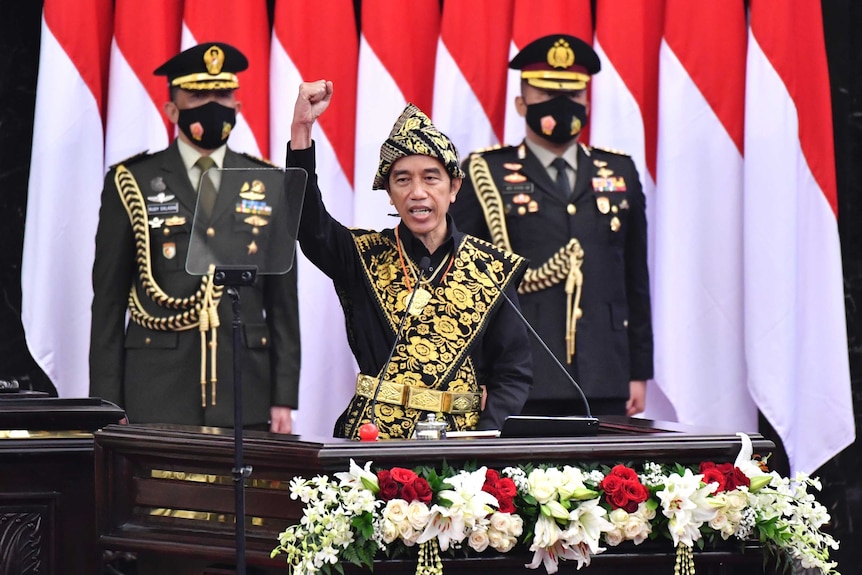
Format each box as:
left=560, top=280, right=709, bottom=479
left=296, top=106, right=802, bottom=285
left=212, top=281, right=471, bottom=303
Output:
left=474, top=259, right=599, bottom=436
left=362, top=256, right=432, bottom=439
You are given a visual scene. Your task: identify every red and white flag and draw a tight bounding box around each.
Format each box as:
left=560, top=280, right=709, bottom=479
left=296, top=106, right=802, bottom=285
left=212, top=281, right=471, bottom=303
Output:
left=503, top=0, right=592, bottom=145
left=590, top=0, right=666, bottom=417
left=104, top=0, right=182, bottom=167
left=182, top=0, right=271, bottom=159
left=432, top=0, right=514, bottom=156
left=271, top=0, right=359, bottom=438
left=353, top=0, right=441, bottom=231
left=652, top=1, right=757, bottom=431
left=744, top=0, right=855, bottom=474
left=21, top=0, right=113, bottom=398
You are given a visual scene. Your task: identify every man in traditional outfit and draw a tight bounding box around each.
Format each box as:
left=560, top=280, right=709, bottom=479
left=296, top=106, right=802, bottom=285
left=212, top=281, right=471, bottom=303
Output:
left=288, top=80, right=532, bottom=439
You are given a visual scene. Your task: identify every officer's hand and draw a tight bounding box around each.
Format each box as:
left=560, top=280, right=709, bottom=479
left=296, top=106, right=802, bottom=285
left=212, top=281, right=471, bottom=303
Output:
left=269, top=406, right=293, bottom=434
left=626, top=380, right=646, bottom=416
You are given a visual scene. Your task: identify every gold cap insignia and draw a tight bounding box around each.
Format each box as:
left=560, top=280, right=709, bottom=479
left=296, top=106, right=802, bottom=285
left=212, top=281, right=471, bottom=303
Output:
left=547, top=39, right=575, bottom=69
left=204, top=45, right=225, bottom=75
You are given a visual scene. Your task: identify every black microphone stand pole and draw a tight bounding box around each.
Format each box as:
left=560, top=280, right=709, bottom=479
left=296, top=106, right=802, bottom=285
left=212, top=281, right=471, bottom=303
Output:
left=214, top=265, right=257, bottom=575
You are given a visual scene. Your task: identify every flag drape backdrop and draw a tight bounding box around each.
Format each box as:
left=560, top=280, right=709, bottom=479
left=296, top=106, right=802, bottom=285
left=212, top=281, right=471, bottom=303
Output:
left=22, top=0, right=854, bottom=473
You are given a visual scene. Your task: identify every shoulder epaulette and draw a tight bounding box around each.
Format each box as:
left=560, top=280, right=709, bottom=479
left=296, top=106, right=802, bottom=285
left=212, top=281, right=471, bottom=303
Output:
left=110, top=150, right=151, bottom=170
left=589, top=144, right=631, bottom=157
left=238, top=151, right=279, bottom=167
left=470, top=144, right=512, bottom=156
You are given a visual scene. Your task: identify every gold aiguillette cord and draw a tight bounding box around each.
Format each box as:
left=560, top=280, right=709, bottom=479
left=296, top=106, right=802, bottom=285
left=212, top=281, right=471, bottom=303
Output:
left=565, top=251, right=584, bottom=363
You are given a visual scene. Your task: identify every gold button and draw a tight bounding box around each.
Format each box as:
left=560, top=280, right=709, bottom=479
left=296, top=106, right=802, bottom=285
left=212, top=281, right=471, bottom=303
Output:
left=567, top=204, right=577, bottom=215
left=145, top=337, right=152, bottom=345
left=612, top=205, right=619, bottom=213
left=207, top=227, right=216, bottom=237
left=252, top=227, right=260, bottom=235
left=261, top=337, right=268, bottom=346
left=623, top=319, right=629, bottom=328
left=163, top=228, right=170, bottom=236
left=517, top=206, right=527, bottom=215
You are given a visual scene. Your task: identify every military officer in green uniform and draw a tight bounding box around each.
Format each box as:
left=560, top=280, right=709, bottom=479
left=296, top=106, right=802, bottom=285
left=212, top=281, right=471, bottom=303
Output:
left=89, top=43, right=301, bottom=432
left=450, top=34, right=653, bottom=417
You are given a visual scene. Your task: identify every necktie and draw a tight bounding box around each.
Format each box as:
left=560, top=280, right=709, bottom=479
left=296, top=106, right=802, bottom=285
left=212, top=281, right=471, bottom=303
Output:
left=195, top=156, right=217, bottom=221
left=551, top=157, right=571, bottom=200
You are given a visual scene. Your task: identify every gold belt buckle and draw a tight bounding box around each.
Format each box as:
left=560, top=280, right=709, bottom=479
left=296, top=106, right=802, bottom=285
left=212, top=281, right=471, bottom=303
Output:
left=405, top=387, right=444, bottom=412
left=443, top=392, right=480, bottom=414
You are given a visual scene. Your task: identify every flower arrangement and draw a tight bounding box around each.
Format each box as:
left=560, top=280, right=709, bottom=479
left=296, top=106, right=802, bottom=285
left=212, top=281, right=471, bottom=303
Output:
left=272, top=434, right=840, bottom=575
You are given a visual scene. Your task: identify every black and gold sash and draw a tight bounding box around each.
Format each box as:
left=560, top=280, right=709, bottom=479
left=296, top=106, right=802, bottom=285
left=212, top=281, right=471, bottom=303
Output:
left=337, top=232, right=526, bottom=439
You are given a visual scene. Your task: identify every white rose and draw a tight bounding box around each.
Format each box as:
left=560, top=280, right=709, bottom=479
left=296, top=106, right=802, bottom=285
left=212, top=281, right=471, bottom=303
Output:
left=509, top=514, right=524, bottom=538
left=490, top=512, right=511, bottom=533
left=604, top=528, right=624, bottom=546
left=384, top=499, right=409, bottom=523
left=496, top=535, right=517, bottom=553
left=380, top=518, right=399, bottom=544
left=468, top=529, right=490, bottom=552
left=625, top=518, right=650, bottom=544
left=608, top=508, right=629, bottom=527
left=406, top=501, right=431, bottom=530
left=488, top=529, right=505, bottom=550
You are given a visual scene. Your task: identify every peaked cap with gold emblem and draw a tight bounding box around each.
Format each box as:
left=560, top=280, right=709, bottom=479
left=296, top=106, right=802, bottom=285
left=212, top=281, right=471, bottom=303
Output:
left=373, top=104, right=466, bottom=190
left=154, top=42, right=248, bottom=91
left=509, top=34, right=601, bottom=91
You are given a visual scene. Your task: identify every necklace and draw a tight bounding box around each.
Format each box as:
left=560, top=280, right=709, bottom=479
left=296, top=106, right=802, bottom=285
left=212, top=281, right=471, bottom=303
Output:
left=395, top=227, right=454, bottom=316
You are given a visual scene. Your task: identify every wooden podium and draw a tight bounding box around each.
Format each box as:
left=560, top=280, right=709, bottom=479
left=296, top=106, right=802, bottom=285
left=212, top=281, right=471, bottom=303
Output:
left=93, top=419, right=776, bottom=575
left=0, top=395, right=125, bottom=575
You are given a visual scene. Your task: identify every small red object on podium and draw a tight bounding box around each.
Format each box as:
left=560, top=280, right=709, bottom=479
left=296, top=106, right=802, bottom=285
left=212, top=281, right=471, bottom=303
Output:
left=359, top=422, right=379, bottom=442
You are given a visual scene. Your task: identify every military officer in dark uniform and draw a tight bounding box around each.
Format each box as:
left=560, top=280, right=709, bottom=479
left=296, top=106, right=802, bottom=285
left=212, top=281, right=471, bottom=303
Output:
left=90, top=43, right=301, bottom=432
left=450, top=34, right=653, bottom=417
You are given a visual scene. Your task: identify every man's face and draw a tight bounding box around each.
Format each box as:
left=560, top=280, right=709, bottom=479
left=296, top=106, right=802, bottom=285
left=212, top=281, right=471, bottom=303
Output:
left=515, top=83, right=588, bottom=115
left=164, top=88, right=241, bottom=123
left=387, top=155, right=461, bottom=244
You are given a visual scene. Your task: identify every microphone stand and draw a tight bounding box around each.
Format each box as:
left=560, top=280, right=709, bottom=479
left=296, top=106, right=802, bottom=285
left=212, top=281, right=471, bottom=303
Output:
left=213, top=264, right=257, bottom=575
left=474, top=259, right=598, bottom=434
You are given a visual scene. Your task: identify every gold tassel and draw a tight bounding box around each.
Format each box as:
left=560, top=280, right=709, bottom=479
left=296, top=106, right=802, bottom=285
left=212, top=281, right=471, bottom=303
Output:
left=674, top=543, right=695, bottom=575
left=564, top=250, right=584, bottom=363
left=415, top=540, right=443, bottom=575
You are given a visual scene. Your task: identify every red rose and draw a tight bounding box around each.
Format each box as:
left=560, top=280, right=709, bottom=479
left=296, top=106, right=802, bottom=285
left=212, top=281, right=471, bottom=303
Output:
left=622, top=479, right=648, bottom=505
left=485, top=469, right=501, bottom=483
left=699, top=461, right=717, bottom=472
left=378, top=475, right=400, bottom=501
left=377, top=470, right=391, bottom=483
left=609, top=465, right=638, bottom=481
left=600, top=474, right=624, bottom=494
left=701, top=467, right=727, bottom=492
left=498, top=499, right=516, bottom=514
left=610, top=489, right=630, bottom=509
left=401, top=483, right=418, bottom=502
left=727, top=467, right=750, bottom=490
left=413, top=478, right=433, bottom=504
left=390, top=467, right=418, bottom=485
left=496, top=477, right=517, bottom=499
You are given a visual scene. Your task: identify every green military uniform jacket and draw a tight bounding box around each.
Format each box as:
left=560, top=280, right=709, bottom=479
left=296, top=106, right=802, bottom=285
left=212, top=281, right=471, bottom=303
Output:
left=89, top=141, right=300, bottom=427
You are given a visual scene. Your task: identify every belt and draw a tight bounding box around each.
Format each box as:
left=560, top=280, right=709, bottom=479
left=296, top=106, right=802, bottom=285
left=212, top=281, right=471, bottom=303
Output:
left=355, top=374, right=481, bottom=415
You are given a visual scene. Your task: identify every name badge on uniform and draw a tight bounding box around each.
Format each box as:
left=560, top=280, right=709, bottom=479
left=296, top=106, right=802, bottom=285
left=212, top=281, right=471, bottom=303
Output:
left=148, top=202, right=180, bottom=215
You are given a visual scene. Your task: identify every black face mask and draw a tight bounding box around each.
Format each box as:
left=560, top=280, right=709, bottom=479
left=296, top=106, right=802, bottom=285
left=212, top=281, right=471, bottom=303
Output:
left=525, top=96, right=588, bottom=145
left=177, top=101, right=237, bottom=150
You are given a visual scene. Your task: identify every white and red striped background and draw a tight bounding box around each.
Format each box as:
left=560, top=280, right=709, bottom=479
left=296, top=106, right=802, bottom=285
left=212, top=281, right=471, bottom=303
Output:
left=21, top=0, right=853, bottom=475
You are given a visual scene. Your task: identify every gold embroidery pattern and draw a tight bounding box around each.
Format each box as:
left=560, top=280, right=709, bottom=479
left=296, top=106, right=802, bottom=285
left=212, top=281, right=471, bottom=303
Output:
left=468, top=154, right=513, bottom=253
left=339, top=233, right=524, bottom=439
